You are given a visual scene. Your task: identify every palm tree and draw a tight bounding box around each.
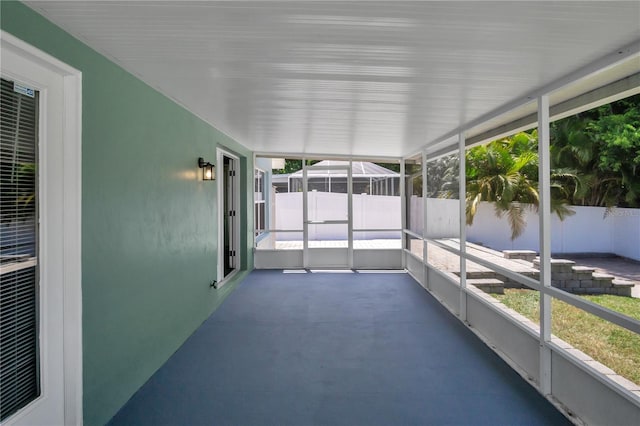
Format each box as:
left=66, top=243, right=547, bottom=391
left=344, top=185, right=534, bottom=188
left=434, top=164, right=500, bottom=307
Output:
left=550, top=100, right=640, bottom=208
left=466, top=131, right=576, bottom=240
left=426, top=154, right=459, bottom=198
left=550, top=116, right=622, bottom=208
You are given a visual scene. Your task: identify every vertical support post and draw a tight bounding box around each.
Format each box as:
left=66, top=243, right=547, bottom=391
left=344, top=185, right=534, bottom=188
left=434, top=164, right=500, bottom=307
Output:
left=348, top=160, right=354, bottom=269
left=538, top=95, right=552, bottom=395
left=422, top=151, right=428, bottom=288
left=458, top=133, right=467, bottom=321
left=302, top=159, right=309, bottom=269
left=400, top=159, right=407, bottom=269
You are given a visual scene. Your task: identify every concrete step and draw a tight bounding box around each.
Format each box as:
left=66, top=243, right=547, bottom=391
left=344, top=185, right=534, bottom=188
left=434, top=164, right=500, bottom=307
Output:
left=612, top=279, right=635, bottom=297
left=533, top=258, right=576, bottom=272
left=592, top=272, right=615, bottom=283
left=512, top=259, right=536, bottom=267
left=571, top=265, right=596, bottom=274
left=467, top=278, right=504, bottom=295
left=503, top=250, right=537, bottom=262
left=570, top=265, right=597, bottom=281
left=466, top=270, right=497, bottom=279
left=553, top=259, right=576, bottom=272
left=612, top=279, right=635, bottom=288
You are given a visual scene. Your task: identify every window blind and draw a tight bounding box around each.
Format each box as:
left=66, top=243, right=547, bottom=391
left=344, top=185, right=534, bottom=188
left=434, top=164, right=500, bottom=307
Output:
left=0, top=77, right=40, bottom=421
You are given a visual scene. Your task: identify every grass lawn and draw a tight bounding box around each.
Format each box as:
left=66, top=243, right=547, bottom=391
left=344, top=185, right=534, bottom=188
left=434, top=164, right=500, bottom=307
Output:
left=495, top=289, right=640, bottom=385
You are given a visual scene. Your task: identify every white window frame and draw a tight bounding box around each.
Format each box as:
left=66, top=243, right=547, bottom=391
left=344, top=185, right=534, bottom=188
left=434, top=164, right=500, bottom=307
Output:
left=1, top=31, right=82, bottom=426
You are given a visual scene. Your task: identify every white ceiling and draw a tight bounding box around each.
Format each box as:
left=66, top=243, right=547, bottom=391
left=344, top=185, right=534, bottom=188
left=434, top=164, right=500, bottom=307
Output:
left=26, top=1, right=640, bottom=158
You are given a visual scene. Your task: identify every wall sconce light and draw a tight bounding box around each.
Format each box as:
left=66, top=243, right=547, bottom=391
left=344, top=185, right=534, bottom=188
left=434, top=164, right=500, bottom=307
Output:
left=198, top=157, right=215, bottom=181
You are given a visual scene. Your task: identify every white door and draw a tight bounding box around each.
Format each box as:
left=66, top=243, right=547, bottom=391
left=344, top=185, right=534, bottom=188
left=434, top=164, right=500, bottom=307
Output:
left=1, top=33, right=82, bottom=426
left=303, top=164, right=353, bottom=268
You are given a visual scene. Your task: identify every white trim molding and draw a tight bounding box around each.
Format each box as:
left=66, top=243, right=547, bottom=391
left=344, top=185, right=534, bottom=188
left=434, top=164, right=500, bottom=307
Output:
left=0, top=31, right=83, bottom=426
left=216, top=147, right=241, bottom=287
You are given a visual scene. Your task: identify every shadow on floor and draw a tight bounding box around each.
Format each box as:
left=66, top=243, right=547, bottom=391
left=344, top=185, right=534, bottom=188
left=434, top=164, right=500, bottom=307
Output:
left=109, top=270, right=570, bottom=426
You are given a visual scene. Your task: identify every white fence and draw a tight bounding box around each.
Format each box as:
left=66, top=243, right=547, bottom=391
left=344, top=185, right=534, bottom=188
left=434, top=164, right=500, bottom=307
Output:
left=272, top=193, right=640, bottom=260
left=273, top=192, right=401, bottom=240
left=426, top=199, right=640, bottom=261
left=408, top=196, right=461, bottom=238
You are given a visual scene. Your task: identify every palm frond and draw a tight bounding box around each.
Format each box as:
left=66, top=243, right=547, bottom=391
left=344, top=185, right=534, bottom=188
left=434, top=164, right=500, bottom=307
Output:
left=506, top=203, right=526, bottom=240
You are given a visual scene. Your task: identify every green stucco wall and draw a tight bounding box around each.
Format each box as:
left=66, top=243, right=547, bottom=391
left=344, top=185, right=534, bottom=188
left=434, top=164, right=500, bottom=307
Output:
left=1, top=2, right=254, bottom=424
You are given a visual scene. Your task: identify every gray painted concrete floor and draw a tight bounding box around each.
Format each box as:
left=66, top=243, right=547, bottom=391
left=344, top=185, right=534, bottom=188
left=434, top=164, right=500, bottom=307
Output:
left=109, top=270, right=571, bottom=426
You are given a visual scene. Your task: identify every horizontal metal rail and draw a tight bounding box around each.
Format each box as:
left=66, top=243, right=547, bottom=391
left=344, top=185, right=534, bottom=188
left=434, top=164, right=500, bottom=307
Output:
left=402, top=229, right=422, bottom=239
left=305, top=220, right=348, bottom=225
left=403, top=248, right=423, bottom=262
left=263, top=228, right=402, bottom=233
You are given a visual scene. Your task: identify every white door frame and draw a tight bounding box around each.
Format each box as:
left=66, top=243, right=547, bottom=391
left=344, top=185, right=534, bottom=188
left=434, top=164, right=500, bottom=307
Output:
left=216, top=148, right=240, bottom=286
left=1, top=31, right=83, bottom=425
left=303, top=162, right=353, bottom=269
left=252, top=156, right=404, bottom=270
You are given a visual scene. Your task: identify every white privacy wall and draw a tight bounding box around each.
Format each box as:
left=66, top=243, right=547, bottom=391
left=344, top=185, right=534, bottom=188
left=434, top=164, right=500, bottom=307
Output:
left=464, top=201, right=640, bottom=261
left=274, top=192, right=401, bottom=240
left=407, top=196, right=460, bottom=237
left=273, top=194, right=639, bottom=260
left=612, top=208, right=640, bottom=261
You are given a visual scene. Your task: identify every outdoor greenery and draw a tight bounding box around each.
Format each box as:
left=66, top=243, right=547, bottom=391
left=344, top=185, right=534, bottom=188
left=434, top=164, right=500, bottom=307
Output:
left=272, top=159, right=402, bottom=174
left=426, top=154, right=458, bottom=198
left=272, top=159, right=318, bottom=174
left=550, top=95, right=640, bottom=208
left=495, top=289, right=640, bottom=385
left=430, top=94, right=640, bottom=239
left=465, top=131, right=578, bottom=239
